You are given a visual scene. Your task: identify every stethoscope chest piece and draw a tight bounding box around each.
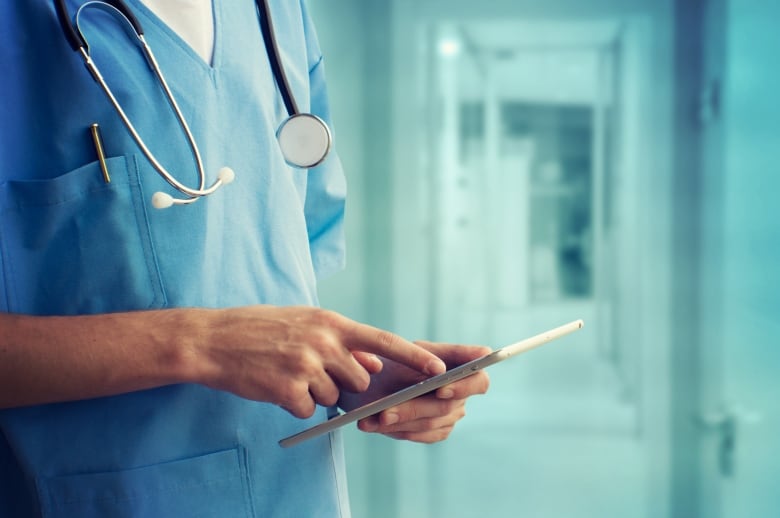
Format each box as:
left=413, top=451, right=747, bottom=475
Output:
left=276, top=113, right=332, bottom=169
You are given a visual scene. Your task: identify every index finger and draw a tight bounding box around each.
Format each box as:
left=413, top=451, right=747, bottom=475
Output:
left=342, top=322, right=446, bottom=376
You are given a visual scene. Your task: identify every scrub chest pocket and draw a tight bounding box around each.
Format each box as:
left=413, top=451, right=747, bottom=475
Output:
left=0, top=155, right=166, bottom=315
left=37, top=447, right=252, bottom=518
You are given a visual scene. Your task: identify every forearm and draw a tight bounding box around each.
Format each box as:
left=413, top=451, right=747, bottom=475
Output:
left=0, top=305, right=447, bottom=418
left=0, top=309, right=206, bottom=409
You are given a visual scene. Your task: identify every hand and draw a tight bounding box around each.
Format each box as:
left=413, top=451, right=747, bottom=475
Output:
left=194, top=306, right=447, bottom=418
left=339, top=341, right=491, bottom=443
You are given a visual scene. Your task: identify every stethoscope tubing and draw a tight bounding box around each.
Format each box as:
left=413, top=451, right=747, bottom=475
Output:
left=54, top=0, right=143, bottom=51
left=53, top=0, right=331, bottom=207
left=256, top=0, right=298, bottom=117
left=65, top=1, right=219, bottom=202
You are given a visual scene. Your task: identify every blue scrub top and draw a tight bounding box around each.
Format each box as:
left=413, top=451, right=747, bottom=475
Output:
left=0, top=1, right=350, bottom=516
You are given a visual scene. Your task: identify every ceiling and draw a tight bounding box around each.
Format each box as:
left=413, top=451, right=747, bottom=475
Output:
left=439, top=21, right=622, bottom=104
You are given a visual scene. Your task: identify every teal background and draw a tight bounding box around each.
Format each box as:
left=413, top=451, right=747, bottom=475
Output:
left=309, top=0, right=779, bottom=517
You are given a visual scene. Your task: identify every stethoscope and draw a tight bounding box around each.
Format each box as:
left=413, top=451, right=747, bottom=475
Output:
left=53, top=0, right=332, bottom=209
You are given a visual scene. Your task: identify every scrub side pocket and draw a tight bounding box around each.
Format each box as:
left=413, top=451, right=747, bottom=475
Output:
left=0, top=156, right=165, bottom=315
left=38, top=447, right=252, bottom=518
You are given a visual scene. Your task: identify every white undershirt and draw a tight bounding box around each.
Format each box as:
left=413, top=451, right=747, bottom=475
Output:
left=140, top=0, right=215, bottom=64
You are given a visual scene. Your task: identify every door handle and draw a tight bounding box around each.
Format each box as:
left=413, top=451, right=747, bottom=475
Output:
left=696, top=405, right=762, bottom=478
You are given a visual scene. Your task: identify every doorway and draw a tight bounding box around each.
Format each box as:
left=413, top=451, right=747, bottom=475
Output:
left=387, top=5, right=669, bottom=517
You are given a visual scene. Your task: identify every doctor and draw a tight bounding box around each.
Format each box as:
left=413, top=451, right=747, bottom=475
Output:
left=0, top=1, right=489, bottom=517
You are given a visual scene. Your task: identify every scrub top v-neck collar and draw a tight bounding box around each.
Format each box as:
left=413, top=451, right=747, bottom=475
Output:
left=125, top=0, right=222, bottom=71
left=138, top=0, right=215, bottom=64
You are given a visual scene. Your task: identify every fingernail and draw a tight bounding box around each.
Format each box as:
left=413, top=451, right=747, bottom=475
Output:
left=425, top=359, right=446, bottom=376
left=438, top=388, right=454, bottom=399
left=383, top=412, right=400, bottom=425
left=360, top=418, right=378, bottom=432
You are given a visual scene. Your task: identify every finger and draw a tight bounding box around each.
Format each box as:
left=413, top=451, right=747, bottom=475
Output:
left=306, top=335, right=372, bottom=393
left=414, top=342, right=492, bottom=368
left=352, top=351, right=383, bottom=374
left=359, top=396, right=462, bottom=431
left=435, top=371, right=490, bottom=400
left=308, top=375, right=341, bottom=408
left=383, top=396, right=462, bottom=424
left=360, top=411, right=463, bottom=435
left=323, top=354, right=372, bottom=393
left=343, top=322, right=446, bottom=376
left=280, top=383, right=317, bottom=419
left=383, top=426, right=456, bottom=444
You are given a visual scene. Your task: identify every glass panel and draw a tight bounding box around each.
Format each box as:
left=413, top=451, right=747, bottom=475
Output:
left=310, top=2, right=650, bottom=517
left=309, top=1, right=780, bottom=518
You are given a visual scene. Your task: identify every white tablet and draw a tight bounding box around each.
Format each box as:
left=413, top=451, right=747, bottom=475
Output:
left=279, top=319, right=584, bottom=448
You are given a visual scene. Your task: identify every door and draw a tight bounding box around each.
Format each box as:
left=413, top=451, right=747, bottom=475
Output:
left=696, top=0, right=780, bottom=516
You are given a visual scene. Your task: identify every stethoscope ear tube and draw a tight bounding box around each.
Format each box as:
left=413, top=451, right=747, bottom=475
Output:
left=53, top=0, right=85, bottom=50
left=92, top=0, right=145, bottom=35
left=54, top=0, right=145, bottom=51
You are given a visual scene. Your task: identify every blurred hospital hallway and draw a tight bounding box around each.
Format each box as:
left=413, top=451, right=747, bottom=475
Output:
left=309, top=0, right=780, bottom=516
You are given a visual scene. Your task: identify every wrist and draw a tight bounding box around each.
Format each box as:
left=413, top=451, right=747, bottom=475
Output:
left=153, top=307, right=218, bottom=387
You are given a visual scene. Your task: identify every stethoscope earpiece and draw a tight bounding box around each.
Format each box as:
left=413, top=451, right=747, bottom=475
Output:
left=152, top=167, right=236, bottom=209
left=151, top=191, right=174, bottom=210
left=217, top=166, right=236, bottom=185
